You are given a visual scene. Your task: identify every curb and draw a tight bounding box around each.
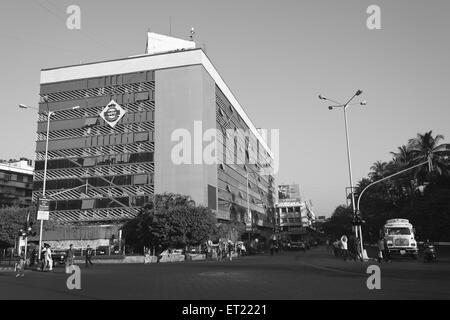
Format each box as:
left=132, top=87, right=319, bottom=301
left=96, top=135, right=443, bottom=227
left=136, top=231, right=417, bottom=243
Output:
left=0, top=267, right=15, bottom=272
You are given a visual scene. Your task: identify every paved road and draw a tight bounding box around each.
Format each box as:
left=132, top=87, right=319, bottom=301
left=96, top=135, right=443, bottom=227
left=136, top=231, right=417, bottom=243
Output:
left=1, top=247, right=449, bottom=300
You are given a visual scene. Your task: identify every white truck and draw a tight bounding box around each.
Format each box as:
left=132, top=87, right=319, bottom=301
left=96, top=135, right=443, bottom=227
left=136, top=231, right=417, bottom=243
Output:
left=382, top=219, right=419, bottom=258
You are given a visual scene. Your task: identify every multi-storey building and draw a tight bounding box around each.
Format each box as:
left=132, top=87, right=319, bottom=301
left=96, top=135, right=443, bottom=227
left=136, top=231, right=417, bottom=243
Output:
left=275, top=184, right=315, bottom=242
left=33, top=33, right=276, bottom=243
left=0, top=159, right=34, bottom=207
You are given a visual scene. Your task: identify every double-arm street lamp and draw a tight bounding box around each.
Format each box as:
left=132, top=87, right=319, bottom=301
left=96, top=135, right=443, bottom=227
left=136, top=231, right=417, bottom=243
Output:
left=319, top=90, right=367, bottom=259
left=19, top=103, right=80, bottom=259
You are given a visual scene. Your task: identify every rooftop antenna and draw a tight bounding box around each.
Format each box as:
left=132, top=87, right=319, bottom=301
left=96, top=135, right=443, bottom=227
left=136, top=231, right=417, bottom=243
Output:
left=169, top=17, right=172, bottom=36
left=190, top=27, right=195, bottom=41
left=145, top=28, right=151, bottom=53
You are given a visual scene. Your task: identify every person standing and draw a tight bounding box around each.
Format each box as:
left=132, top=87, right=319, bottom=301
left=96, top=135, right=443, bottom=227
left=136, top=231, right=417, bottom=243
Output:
left=15, top=252, right=25, bottom=278
left=67, top=244, right=75, bottom=272
left=227, top=241, right=234, bottom=261
left=85, top=245, right=94, bottom=268
left=340, top=235, right=348, bottom=261
left=40, top=246, right=46, bottom=271
left=45, top=245, right=53, bottom=271
left=377, top=238, right=385, bottom=263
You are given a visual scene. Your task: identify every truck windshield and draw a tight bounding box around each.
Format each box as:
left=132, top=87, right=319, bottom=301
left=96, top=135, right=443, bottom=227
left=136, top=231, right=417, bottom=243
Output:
left=387, top=228, right=411, bottom=235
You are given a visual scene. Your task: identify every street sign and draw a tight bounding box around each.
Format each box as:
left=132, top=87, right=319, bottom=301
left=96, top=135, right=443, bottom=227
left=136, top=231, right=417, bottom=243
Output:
left=100, top=100, right=126, bottom=128
left=37, top=198, right=50, bottom=221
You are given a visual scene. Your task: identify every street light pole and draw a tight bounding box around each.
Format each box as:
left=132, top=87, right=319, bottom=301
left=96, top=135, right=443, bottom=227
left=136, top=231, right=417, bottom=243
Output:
left=38, top=110, right=52, bottom=260
left=20, top=104, right=80, bottom=260
left=343, top=105, right=356, bottom=217
left=319, top=90, right=366, bottom=258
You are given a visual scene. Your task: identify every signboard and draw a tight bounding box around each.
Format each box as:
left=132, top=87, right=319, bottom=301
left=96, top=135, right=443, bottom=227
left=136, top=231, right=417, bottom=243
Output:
left=37, top=198, right=50, bottom=221
left=100, top=100, right=126, bottom=128
left=278, top=184, right=301, bottom=202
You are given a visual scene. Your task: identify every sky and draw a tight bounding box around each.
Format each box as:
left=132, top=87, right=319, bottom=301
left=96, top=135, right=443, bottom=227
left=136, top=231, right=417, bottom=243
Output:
left=0, top=0, right=449, bottom=217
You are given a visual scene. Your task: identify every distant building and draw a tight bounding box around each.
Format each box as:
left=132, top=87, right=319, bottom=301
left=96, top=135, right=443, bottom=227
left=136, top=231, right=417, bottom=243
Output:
left=275, top=184, right=315, bottom=242
left=0, top=159, right=34, bottom=207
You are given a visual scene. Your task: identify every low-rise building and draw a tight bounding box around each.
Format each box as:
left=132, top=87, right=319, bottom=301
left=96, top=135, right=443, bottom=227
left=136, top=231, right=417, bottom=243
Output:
left=0, top=158, right=34, bottom=207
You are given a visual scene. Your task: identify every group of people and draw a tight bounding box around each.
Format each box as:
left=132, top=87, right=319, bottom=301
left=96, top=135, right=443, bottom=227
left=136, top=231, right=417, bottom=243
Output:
left=206, top=240, right=246, bottom=261
left=66, top=244, right=94, bottom=270
left=14, top=244, right=95, bottom=278
left=329, top=235, right=361, bottom=261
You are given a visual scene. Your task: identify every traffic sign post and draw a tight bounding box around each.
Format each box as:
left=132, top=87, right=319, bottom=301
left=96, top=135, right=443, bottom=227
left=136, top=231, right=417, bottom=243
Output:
left=37, top=198, right=50, bottom=260
left=37, top=198, right=50, bottom=221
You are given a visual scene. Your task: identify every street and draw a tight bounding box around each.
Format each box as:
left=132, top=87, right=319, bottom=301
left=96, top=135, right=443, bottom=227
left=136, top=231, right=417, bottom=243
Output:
left=1, top=247, right=449, bottom=300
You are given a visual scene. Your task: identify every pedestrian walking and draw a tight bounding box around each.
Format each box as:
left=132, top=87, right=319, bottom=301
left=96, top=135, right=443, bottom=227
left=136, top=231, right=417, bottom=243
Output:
left=227, top=240, right=234, bottom=261
left=377, top=238, right=385, bottom=263
left=45, top=245, right=53, bottom=271
left=85, top=245, right=94, bottom=268
left=15, top=252, right=25, bottom=278
left=40, top=246, right=46, bottom=271
left=340, top=235, right=348, bottom=261
left=66, top=244, right=75, bottom=272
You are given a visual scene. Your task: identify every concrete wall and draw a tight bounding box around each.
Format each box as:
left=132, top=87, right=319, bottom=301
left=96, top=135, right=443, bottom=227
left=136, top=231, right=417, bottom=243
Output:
left=155, top=65, right=217, bottom=208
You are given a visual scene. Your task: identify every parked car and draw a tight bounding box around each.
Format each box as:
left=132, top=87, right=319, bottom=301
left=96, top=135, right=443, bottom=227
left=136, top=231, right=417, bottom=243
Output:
left=289, top=241, right=307, bottom=252
left=95, top=246, right=110, bottom=256
left=51, top=250, right=67, bottom=267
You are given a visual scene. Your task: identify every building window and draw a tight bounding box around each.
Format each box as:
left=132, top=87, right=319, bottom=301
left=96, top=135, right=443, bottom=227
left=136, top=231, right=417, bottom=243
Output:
left=84, top=117, right=98, bottom=127
left=83, top=157, right=96, bottom=167
left=133, top=174, right=148, bottom=185
left=208, top=185, right=217, bottom=211
left=134, top=132, right=149, bottom=142
left=81, top=199, right=95, bottom=210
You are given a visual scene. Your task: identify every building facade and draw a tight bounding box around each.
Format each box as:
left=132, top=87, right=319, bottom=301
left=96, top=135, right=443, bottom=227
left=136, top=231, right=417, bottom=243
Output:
left=33, top=33, right=276, bottom=242
left=275, top=184, right=315, bottom=241
left=0, top=159, right=34, bottom=207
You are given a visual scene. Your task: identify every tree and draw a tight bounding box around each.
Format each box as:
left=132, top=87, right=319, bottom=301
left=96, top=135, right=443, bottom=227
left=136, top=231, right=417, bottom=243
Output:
left=322, top=205, right=353, bottom=241
left=408, top=131, right=450, bottom=181
left=0, top=207, right=36, bottom=249
left=369, top=161, right=389, bottom=181
left=328, top=131, right=450, bottom=243
left=122, top=194, right=217, bottom=253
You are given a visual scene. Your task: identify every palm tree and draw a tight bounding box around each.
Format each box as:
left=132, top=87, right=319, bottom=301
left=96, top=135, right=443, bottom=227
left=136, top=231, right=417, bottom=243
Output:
left=390, top=145, right=417, bottom=196
left=408, top=131, right=450, bottom=179
left=391, top=145, right=414, bottom=167
left=369, top=161, right=389, bottom=181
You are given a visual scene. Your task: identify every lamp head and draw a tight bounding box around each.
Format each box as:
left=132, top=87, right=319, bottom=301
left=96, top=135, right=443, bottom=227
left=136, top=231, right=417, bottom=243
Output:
left=319, top=95, right=326, bottom=100
left=328, top=106, right=333, bottom=110
left=19, top=104, right=28, bottom=109
left=356, top=90, right=363, bottom=96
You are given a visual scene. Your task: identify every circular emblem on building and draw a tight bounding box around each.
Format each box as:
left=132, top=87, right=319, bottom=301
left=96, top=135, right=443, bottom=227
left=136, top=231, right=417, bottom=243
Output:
left=100, top=100, right=126, bottom=128
left=105, top=105, right=120, bottom=122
